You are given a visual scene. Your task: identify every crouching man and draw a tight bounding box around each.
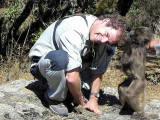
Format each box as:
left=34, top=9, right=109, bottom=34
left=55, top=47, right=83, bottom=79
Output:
left=29, top=14, right=125, bottom=116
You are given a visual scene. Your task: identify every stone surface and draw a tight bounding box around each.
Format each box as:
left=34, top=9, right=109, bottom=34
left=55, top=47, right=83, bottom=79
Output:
left=0, top=79, right=159, bottom=120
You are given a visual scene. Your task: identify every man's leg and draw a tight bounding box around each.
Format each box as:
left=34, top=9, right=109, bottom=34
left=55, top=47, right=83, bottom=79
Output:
left=38, top=50, right=69, bottom=116
left=30, top=56, right=47, bottom=83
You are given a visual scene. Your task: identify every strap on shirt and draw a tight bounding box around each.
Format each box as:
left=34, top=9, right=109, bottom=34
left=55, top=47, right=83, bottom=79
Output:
left=53, top=14, right=88, bottom=50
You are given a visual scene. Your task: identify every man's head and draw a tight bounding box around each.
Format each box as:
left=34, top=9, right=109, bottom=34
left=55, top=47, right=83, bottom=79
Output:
left=89, top=14, right=125, bottom=46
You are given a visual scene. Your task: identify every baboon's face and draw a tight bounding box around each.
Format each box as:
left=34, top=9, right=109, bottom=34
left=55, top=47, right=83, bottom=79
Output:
left=127, top=27, right=152, bottom=45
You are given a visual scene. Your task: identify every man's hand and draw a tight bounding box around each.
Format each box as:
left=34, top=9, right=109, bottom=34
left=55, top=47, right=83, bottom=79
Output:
left=84, top=95, right=102, bottom=114
left=73, top=95, right=85, bottom=106
left=66, top=68, right=85, bottom=106
left=83, top=74, right=102, bottom=115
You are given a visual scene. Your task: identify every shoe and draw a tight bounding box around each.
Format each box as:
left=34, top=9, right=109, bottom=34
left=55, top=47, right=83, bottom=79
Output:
left=44, top=92, right=68, bottom=116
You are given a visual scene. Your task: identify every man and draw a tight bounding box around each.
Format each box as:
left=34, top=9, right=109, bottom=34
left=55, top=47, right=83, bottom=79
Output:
left=146, top=36, right=160, bottom=55
left=29, top=14, right=125, bottom=116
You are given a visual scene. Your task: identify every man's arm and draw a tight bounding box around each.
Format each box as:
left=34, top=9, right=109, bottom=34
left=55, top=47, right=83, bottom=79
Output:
left=84, top=74, right=102, bottom=114
left=66, top=68, right=85, bottom=106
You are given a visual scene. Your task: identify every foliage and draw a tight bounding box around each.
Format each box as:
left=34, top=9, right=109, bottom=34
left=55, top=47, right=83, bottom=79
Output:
left=126, top=0, right=160, bottom=35
left=86, top=4, right=95, bottom=14
left=30, top=27, right=44, bottom=44
left=1, top=0, right=26, bottom=47
left=122, top=75, right=128, bottom=79
left=4, top=0, right=23, bottom=22
left=0, top=0, right=160, bottom=82
left=94, top=0, right=118, bottom=16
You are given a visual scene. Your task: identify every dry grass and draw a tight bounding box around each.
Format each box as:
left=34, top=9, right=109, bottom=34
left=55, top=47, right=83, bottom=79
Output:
left=0, top=55, right=34, bottom=84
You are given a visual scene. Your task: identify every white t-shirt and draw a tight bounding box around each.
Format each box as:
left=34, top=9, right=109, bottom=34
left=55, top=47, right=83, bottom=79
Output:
left=155, top=44, right=160, bottom=55
left=29, top=14, right=108, bottom=73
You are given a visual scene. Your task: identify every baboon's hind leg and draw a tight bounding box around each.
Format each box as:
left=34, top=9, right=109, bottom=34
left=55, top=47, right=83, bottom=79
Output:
left=118, top=85, right=126, bottom=107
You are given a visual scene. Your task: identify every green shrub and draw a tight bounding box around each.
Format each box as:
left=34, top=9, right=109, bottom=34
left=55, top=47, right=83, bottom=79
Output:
left=31, top=27, right=44, bottom=44
left=126, top=0, right=160, bottom=35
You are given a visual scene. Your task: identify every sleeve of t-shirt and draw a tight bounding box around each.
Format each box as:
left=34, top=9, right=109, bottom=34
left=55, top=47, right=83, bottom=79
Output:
left=59, top=30, right=83, bottom=71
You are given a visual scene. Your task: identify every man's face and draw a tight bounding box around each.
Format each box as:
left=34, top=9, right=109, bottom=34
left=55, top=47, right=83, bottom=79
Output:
left=90, top=19, right=122, bottom=45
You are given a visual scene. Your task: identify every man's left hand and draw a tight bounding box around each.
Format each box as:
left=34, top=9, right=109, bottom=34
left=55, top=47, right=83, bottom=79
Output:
left=84, top=96, right=102, bottom=114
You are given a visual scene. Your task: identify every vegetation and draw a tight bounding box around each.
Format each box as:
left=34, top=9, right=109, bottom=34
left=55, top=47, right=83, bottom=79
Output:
left=94, top=0, right=118, bottom=16
left=0, top=0, right=159, bottom=84
left=126, top=0, right=160, bottom=36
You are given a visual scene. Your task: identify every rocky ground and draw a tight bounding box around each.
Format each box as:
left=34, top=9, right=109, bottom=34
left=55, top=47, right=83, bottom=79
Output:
left=0, top=79, right=159, bottom=120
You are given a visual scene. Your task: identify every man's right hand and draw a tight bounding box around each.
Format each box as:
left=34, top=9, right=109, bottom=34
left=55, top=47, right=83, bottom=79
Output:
left=66, top=68, right=85, bottom=106
left=73, top=95, right=85, bottom=106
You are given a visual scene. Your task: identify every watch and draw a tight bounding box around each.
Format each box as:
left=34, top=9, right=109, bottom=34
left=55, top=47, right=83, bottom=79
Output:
left=90, top=93, right=100, bottom=98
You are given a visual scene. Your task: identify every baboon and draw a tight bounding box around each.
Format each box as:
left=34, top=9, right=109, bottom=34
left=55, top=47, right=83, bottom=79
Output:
left=118, top=27, right=159, bottom=118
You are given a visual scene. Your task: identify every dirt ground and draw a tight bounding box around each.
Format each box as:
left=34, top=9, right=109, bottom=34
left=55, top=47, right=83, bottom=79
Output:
left=101, top=47, right=160, bottom=102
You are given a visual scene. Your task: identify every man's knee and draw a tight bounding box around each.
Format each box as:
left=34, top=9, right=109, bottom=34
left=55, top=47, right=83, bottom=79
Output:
left=45, top=50, right=68, bottom=71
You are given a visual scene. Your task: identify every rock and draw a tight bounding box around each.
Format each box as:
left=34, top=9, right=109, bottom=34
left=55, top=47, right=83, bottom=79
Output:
left=145, top=99, right=160, bottom=114
left=0, top=79, right=159, bottom=120
left=0, top=79, right=49, bottom=120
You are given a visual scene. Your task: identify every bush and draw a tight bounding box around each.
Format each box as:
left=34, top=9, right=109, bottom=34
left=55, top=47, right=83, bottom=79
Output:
left=126, top=0, right=160, bottom=35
